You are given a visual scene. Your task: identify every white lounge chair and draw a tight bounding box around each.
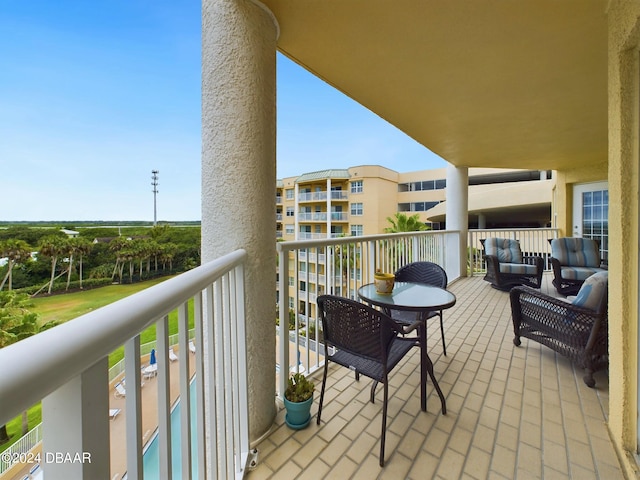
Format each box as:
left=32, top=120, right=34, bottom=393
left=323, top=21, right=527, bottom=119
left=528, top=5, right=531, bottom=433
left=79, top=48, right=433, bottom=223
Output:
left=109, top=408, right=121, bottom=420
left=189, top=341, right=196, bottom=354
left=114, top=382, right=126, bottom=398
left=169, top=348, right=178, bottom=362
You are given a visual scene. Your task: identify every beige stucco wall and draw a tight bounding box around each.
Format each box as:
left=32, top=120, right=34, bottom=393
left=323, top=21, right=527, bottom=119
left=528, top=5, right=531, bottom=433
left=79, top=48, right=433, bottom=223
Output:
left=607, top=1, right=640, bottom=477
left=347, top=165, right=399, bottom=234
left=201, top=0, right=278, bottom=443
left=553, top=163, right=607, bottom=236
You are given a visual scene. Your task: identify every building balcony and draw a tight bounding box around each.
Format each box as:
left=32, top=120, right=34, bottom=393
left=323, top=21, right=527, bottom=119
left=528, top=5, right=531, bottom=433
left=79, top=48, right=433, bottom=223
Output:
left=298, top=212, right=327, bottom=222
left=0, top=230, right=622, bottom=479
left=330, top=190, right=349, bottom=201
left=297, top=191, right=349, bottom=203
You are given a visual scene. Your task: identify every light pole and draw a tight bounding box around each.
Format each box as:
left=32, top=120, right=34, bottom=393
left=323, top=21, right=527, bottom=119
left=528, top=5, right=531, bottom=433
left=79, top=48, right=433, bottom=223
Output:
left=151, top=170, right=159, bottom=226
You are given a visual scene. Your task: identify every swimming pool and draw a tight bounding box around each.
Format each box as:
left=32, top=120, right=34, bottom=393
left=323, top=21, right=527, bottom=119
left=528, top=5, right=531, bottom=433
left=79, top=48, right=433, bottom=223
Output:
left=142, top=381, right=198, bottom=479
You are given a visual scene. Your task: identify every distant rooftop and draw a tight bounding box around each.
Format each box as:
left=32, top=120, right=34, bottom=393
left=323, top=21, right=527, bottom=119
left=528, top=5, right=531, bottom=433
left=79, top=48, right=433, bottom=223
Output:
left=295, top=169, right=351, bottom=183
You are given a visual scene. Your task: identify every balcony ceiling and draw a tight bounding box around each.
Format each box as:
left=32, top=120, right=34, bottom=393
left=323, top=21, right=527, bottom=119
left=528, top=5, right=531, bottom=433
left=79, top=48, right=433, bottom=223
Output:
left=263, top=0, right=608, bottom=171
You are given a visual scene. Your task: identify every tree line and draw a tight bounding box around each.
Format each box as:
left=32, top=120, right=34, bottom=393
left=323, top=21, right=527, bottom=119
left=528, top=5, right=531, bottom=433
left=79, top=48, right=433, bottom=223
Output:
left=0, top=225, right=201, bottom=294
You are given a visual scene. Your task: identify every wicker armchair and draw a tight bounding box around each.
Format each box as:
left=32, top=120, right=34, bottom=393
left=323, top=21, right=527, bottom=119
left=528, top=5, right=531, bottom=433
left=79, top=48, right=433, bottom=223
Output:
left=480, top=238, right=544, bottom=291
left=392, top=261, right=448, bottom=355
left=316, top=295, right=420, bottom=466
left=510, top=271, right=608, bottom=387
left=550, top=237, right=606, bottom=295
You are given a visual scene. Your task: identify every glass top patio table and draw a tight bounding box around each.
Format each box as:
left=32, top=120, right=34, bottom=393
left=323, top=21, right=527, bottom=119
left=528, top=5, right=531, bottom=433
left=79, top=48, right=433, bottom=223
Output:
left=358, top=281, right=456, bottom=413
left=358, top=282, right=456, bottom=313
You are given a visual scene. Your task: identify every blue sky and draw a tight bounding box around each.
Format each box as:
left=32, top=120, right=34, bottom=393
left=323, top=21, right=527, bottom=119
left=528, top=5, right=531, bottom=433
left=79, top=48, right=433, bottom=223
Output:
left=0, top=1, right=446, bottom=222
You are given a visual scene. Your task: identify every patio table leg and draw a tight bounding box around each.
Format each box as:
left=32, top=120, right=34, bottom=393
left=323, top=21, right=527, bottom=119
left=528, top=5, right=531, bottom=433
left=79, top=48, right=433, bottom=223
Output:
left=420, top=317, right=446, bottom=414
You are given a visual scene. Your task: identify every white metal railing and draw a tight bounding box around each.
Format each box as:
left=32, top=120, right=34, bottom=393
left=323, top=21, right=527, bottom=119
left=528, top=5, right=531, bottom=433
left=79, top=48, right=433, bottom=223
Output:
left=330, top=191, right=349, bottom=200
left=276, top=230, right=461, bottom=399
left=0, top=249, right=250, bottom=480
left=0, top=424, right=42, bottom=475
left=467, top=228, right=560, bottom=275
left=107, top=329, right=196, bottom=383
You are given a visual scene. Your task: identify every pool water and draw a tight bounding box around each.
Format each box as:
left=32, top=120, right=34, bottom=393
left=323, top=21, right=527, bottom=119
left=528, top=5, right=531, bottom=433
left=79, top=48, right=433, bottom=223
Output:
left=142, top=381, right=198, bottom=479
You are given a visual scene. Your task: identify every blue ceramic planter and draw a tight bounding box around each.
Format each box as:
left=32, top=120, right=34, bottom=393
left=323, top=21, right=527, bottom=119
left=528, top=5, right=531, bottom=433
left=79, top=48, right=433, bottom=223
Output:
left=284, top=395, right=313, bottom=429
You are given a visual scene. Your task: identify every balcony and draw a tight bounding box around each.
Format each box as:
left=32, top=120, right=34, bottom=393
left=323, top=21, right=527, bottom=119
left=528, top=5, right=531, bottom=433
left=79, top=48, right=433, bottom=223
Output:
left=0, top=230, right=622, bottom=479
left=297, top=191, right=349, bottom=203
left=259, top=273, right=621, bottom=478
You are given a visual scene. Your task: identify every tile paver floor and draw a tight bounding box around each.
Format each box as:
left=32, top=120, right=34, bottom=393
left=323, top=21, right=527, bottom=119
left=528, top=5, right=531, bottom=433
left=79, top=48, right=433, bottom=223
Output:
left=248, top=274, right=622, bottom=480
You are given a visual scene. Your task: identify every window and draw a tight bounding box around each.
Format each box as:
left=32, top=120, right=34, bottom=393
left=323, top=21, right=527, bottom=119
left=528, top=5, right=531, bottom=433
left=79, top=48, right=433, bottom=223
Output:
left=288, top=276, right=294, bottom=286
left=288, top=297, right=294, bottom=309
left=286, top=189, right=294, bottom=199
left=351, top=225, right=363, bottom=236
left=351, top=180, right=363, bottom=193
left=286, top=206, right=294, bottom=217
left=285, top=225, right=294, bottom=235
left=350, top=203, right=363, bottom=216
left=397, top=201, right=439, bottom=212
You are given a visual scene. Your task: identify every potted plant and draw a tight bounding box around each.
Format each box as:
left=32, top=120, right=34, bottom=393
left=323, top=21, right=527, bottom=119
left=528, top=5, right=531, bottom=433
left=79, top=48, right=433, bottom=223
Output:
left=284, top=372, right=315, bottom=429
left=374, top=270, right=395, bottom=294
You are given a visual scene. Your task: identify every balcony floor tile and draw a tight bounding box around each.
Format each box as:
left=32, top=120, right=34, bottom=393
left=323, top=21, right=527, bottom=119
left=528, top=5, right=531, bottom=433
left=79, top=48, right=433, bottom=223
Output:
left=249, top=274, right=620, bottom=479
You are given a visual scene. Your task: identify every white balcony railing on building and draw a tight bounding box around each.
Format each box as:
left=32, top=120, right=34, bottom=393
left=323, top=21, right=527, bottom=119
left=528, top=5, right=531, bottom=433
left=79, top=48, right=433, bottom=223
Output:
left=298, top=212, right=329, bottom=222
left=298, top=232, right=332, bottom=240
left=0, top=249, right=251, bottom=480
left=276, top=230, right=461, bottom=400
left=330, top=191, right=349, bottom=200
left=467, top=228, right=560, bottom=275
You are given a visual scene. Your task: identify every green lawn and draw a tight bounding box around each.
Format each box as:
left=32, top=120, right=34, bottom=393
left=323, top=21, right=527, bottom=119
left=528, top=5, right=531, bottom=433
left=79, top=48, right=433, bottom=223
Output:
left=1, top=275, right=195, bottom=453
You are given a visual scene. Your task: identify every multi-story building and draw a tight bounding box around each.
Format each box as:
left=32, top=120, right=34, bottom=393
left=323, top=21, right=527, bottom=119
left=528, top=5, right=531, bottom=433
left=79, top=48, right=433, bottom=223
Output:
left=276, top=165, right=554, bottom=330
left=277, top=165, right=553, bottom=240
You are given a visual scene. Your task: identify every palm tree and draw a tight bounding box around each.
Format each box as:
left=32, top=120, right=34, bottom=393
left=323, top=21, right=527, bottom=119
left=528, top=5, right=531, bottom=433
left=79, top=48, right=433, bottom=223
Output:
left=38, top=235, right=68, bottom=294
left=383, top=213, right=429, bottom=271
left=0, top=239, right=32, bottom=291
left=384, top=212, right=428, bottom=233
left=159, top=243, right=178, bottom=271
left=73, top=238, right=93, bottom=289
left=64, top=237, right=93, bottom=290
left=109, top=237, right=130, bottom=282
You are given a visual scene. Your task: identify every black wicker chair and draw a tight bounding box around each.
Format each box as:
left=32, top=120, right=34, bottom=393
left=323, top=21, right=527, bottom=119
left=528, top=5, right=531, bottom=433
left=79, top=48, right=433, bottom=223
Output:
left=391, top=261, right=449, bottom=355
left=480, top=238, right=544, bottom=291
left=316, top=295, right=420, bottom=466
left=510, top=272, right=608, bottom=387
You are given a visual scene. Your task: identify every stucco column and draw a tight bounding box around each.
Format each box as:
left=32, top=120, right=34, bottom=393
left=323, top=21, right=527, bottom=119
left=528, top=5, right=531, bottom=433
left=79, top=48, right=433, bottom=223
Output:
left=446, top=164, right=469, bottom=278
left=477, top=213, right=486, bottom=229
left=202, top=0, right=278, bottom=441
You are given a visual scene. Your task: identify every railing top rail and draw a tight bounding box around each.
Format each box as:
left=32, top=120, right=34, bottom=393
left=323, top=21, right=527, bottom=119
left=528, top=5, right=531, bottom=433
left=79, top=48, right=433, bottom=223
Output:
left=469, top=228, right=559, bottom=233
left=0, top=249, right=247, bottom=426
left=277, top=230, right=461, bottom=252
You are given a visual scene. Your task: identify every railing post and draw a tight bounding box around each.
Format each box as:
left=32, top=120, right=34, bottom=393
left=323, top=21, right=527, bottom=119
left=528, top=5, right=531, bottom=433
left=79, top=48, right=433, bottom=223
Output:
left=41, top=357, right=110, bottom=480
left=124, top=337, right=143, bottom=480
left=278, top=245, right=289, bottom=399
